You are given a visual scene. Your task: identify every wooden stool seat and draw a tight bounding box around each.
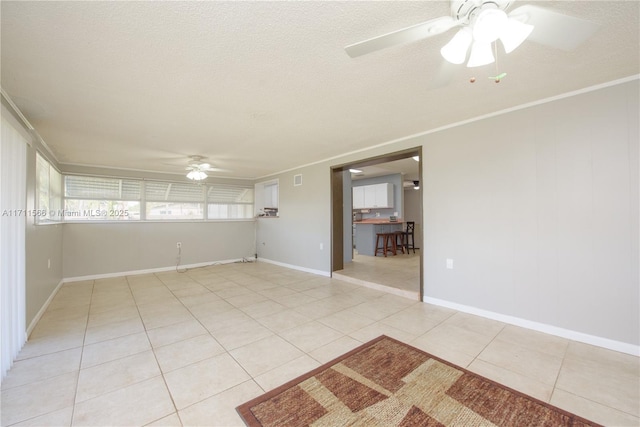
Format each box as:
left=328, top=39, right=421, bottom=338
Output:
left=375, top=232, right=397, bottom=257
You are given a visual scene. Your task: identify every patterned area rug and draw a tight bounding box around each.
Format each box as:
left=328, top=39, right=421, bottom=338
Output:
left=236, top=335, right=601, bottom=427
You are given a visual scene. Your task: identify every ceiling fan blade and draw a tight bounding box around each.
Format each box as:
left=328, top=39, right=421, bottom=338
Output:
left=509, top=5, right=600, bottom=51
left=345, top=16, right=458, bottom=58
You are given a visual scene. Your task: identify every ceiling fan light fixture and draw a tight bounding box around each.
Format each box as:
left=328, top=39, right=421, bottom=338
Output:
left=500, top=18, right=534, bottom=53
left=440, top=28, right=472, bottom=64
left=186, top=170, right=207, bottom=181
left=466, top=42, right=494, bottom=67
left=472, top=8, right=508, bottom=44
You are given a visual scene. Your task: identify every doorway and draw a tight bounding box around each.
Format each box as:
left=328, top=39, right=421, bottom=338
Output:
left=330, top=147, right=423, bottom=300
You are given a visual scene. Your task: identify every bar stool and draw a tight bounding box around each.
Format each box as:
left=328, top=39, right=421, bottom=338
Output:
left=397, top=221, right=416, bottom=254
left=394, top=230, right=406, bottom=254
left=375, top=232, right=397, bottom=257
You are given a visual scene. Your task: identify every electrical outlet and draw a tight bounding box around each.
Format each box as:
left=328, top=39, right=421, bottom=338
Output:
left=320, top=243, right=323, bottom=250
left=446, top=259, right=453, bottom=269
left=176, top=242, right=182, bottom=249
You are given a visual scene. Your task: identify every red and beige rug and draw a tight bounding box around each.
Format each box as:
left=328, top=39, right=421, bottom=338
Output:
left=237, top=335, right=601, bottom=427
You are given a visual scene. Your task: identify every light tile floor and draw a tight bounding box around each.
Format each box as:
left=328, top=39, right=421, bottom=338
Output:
left=334, top=250, right=420, bottom=299
left=1, top=261, right=638, bottom=426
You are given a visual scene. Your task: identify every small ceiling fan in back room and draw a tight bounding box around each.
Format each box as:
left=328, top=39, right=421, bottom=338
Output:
left=345, top=0, right=600, bottom=70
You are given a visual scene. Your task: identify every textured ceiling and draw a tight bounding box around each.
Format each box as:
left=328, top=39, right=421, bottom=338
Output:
left=1, top=1, right=638, bottom=179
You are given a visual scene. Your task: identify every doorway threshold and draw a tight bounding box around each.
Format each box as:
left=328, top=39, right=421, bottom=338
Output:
left=332, top=271, right=419, bottom=300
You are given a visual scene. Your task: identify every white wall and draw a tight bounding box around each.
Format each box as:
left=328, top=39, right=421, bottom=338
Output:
left=256, top=163, right=331, bottom=273
left=19, top=116, right=64, bottom=329
left=258, top=78, right=639, bottom=348
left=63, top=221, right=256, bottom=278
left=423, top=80, right=639, bottom=346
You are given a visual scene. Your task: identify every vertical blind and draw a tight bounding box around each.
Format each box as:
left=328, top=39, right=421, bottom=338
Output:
left=1, top=113, right=27, bottom=381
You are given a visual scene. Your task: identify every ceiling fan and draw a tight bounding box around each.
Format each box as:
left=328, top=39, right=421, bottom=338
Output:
left=345, top=0, right=599, bottom=68
left=184, top=155, right=223, bottom=181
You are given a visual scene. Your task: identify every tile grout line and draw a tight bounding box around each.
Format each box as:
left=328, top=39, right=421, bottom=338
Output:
left=154, top=268, right=269, bottom=413
left=69, top=278, right=97, bottom=427
left=130, top=273, right=182, bottom=425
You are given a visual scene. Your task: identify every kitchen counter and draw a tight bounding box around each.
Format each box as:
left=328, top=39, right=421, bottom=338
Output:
left=354, top=220, right=403, bottom=256
left=354, top=218, right=404, bottom=225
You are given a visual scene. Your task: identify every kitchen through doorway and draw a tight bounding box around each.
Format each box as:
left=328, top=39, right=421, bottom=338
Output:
left=330, top=147, right=423, bottom=300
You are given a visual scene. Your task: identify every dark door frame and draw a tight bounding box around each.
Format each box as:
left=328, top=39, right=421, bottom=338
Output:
left=330, top=146, right=423, bottom=300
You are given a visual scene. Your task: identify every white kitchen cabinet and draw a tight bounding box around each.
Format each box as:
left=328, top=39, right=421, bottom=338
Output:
left=353, top=183, right=393, bottom=209
left=352, top=186, right=365, bottom=209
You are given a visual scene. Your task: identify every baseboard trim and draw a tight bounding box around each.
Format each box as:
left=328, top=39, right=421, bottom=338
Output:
left=27, top=279, right=64, bottom=337
left=63, top=258, right=250, bottom=283
left=257, top=258, right=330, bottom=277
left=423, top=296, right=639, bottom=356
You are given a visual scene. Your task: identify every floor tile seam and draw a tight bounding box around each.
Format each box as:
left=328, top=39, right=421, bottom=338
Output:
left=73, top=373, right=167, bottom=409
left=152, top=338, right=228, bottom=375
left=305, top=334, right=364, bottom=366
left=123, top=276, right=182, bottom=418
left=549, top=386, right=640, bottom=419
left=253, top=314, right=315, bottom=334
left=248, top=352, right=318, bottom=388
left=390, top=308, right=468, bottom=344
left=332, top=304, right=396, bottom=324
left=84, top=324, right=148, bottom=346
left=488, top=334, right=569, bottom=360
left=223, top=349, right=269, bottom=395
left=85, top=314, right=144, bottom=330
left=148, top=329, right=210, bottom=351
left=79, top=341, right=153, bottom=371
left=562, top=349, right=640, bottom=373
left=470, top=355, right=559, bottom=391
left=145, top=411, right=183, bottom=427
left=3, top=404, right=75, bottom=427
left=550, top=336, right=573, bottom=405
left=0, top=366, right=82, bottom=395
left=147, top=275, right=244, bottom=367
left=315, top=313, right=368, bottom=334
left=268, top=329, right=343, bottom=361
left=174, top=378, right=266, bottom=419
left=69, top=279, right=97, bottom=425
left=9, top=341, right=85, bottom=365
left=466, top=322, right=507, bottom=370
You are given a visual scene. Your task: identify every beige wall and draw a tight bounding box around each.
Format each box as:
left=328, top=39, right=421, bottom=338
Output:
left=255, top=162, right=331, bottom=273
left=23, top=133, right=64, bottom=328
left=422, top=80, right=638, bottom=346
left=257, top=79, right=639, bottom=347
left=63, top=220, right=256, bottom=278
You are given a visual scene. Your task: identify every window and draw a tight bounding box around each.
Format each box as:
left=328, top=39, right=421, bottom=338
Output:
left=64, top=175, right=141, bottom=221
left=60, top=174, right=254, bottom=222
left=145, top=181, right=205, bottom=220
left=35, top=152, right=62, bottom=222
left=207, top=185, right=254, bottom=219
left=255, top=179, right=279, bottom=217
